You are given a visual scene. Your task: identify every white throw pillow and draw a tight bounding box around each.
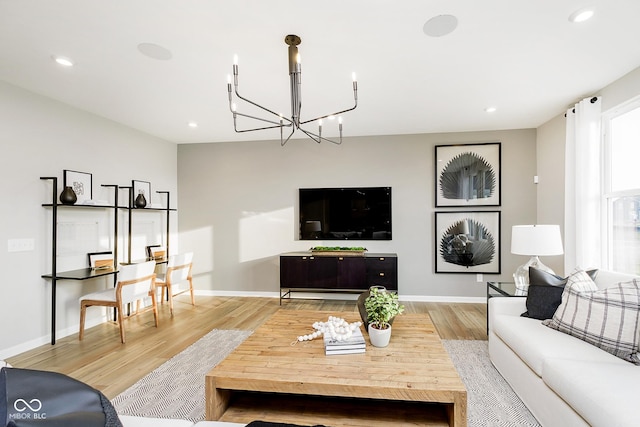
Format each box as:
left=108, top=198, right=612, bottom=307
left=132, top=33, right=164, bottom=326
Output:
left=543, top=274, right=640, bottom=364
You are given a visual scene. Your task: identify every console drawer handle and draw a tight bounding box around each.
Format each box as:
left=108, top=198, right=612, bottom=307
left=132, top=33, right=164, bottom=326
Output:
left=379, top=272, right=385, bottom=277
left=339, top=257, right=344, bottom=261
left=379, top=257, right=385, bottom=261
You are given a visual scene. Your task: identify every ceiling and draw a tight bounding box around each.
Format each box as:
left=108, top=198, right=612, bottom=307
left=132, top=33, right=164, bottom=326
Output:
left=1, top=0, right=639, bottom=144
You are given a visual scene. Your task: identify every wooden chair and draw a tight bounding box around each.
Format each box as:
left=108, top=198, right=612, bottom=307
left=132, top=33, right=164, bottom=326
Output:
left=155, top=252, right=194, bottom=316
left=79, top=260, right=157, bottom=343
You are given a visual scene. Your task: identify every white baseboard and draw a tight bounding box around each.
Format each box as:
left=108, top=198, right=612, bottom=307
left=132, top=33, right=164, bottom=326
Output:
left=0, top=316, right=106, bottom=361
left=194, top=290, right=486, bottom=304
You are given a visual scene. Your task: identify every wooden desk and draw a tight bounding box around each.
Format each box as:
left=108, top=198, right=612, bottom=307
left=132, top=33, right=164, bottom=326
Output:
left=206, top=310, right=467, bottom=426
left=41, top=267, right=118, bottom=344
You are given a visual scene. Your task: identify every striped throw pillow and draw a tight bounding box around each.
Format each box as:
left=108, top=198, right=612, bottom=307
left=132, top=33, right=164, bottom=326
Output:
left=543, top=274, right=640, bottom=364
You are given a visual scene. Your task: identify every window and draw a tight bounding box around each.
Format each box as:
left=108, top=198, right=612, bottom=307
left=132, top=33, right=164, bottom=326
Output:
left=603, top=99, right=640, bottom=275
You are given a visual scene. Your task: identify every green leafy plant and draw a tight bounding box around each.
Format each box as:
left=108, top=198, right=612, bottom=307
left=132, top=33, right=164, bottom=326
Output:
left=310, top=246, right=367, bottom=251
left=364, top=287, right=404, bottom=330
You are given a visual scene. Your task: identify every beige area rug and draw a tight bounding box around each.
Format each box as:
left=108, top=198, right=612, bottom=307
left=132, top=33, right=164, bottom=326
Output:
left=442, top=340, right=540, bottom=427
left=113, top=331, right=540, bottom=426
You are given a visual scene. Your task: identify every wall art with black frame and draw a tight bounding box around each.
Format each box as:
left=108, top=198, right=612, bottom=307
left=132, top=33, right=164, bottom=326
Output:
left=435, top=211, right=501, bottom=274
left=435, top=142, right=501, bottom=207
left=63, top=169, right=92, bottom=204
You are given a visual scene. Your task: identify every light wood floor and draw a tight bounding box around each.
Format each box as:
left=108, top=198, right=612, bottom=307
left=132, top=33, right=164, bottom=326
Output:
left=6, top=295, right=487, bottom=399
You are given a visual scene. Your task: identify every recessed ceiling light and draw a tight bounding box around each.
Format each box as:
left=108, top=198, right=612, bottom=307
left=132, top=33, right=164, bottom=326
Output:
left=188, top=121, right=198, bottom=128
left=137, top=42, right=173, bottom=60
left=485, top=107, right=497, bottom=113
left=569, top=7, right=594, bottom=23
left=423, top=14, right=458, bottom=37
left=52, top=55, right=74, bottom=67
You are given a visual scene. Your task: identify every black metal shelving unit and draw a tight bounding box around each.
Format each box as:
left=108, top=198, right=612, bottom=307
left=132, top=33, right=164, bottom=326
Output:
left=41, top=177, right=176, bottom=345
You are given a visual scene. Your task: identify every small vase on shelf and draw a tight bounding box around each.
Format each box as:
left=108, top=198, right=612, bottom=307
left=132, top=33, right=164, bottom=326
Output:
left=134, top=191, right=147, bottom=208
left=59, top=186, right=77, bottom=205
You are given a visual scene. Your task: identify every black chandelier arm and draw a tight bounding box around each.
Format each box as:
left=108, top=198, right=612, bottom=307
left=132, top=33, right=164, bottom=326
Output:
left=233, top=86, right=286, bottom=121
left=231, top=108, right=292, bottom=128
left=298, top=99, right=358, bottom=126
left=280, top=125, right=297, bottom=146
left=299, top=126, right=342, bottom=145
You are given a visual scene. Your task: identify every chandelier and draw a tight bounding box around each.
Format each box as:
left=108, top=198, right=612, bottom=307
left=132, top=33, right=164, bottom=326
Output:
left=227, top=34, right=358, bottom=146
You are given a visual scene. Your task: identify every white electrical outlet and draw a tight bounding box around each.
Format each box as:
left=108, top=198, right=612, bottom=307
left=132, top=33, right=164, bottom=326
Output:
left=476, top=273, right=483, bottom=282
left=7, top=238, right=35, bottom=252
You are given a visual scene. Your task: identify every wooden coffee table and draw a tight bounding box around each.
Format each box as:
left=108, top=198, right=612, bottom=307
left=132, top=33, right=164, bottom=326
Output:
left=205, top=310, right=467, bottom=426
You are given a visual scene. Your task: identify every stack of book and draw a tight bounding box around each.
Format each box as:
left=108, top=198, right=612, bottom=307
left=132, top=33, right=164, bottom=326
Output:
left=323, top=327, right=366, bottom=355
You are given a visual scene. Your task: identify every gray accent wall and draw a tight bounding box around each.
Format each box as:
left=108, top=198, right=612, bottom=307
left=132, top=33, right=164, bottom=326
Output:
left=177, top=130, right=537, bottom=300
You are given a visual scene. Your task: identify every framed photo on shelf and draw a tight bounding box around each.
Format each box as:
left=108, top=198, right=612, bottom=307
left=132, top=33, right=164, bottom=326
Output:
left=132, top=180, right=151, bottom=207
left=434, top=142, right=501, bottom=207
left=63, top=170, right=92, bottom=204
left=435, top=211, right=501, bottom=274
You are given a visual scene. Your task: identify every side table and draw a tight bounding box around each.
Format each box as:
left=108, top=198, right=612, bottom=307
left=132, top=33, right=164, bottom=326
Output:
left=486, top=281, right=524, bottom=333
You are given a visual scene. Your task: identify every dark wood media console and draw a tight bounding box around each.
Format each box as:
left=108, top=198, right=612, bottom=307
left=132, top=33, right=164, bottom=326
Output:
left=279, top=252, right=397, bottom=302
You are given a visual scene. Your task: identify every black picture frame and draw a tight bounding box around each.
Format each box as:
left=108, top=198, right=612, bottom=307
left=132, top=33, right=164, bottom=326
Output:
left=435, top=211, right=501, bottom=274
left=435, top=142, right=501, bottom=207
left=132, top=180, right=151, bottom=207
left=63, top=169, right=92, bottom=204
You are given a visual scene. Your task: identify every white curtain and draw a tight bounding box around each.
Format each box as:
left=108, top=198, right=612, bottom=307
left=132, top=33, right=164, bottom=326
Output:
left=564, top=96, right=602, bottom=272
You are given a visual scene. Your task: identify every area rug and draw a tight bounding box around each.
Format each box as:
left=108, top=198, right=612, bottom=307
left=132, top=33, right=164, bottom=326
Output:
left=442, top=340, right=540, bottom=427
left=112, top=329, right=252, bottom=421
left=113, top=332, right=541, bottom=426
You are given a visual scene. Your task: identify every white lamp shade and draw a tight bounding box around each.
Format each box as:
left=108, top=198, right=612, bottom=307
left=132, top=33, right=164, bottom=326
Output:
left=511, top=225, right=564, bottom=256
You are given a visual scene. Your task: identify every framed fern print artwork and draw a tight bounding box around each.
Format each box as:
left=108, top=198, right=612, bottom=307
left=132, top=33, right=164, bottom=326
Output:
left=435, top=142, right=501, bottom=207
left=435, top=211, right=501, bottom=274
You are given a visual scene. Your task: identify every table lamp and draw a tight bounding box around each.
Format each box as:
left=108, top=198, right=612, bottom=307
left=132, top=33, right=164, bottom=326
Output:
left=511, top=224, right=564, bottom=294
left=304, top=220, right=322, bottom=239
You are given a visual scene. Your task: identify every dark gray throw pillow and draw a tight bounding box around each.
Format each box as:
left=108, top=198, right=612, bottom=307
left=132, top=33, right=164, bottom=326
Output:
left=521, top=268, right=598, bottom=320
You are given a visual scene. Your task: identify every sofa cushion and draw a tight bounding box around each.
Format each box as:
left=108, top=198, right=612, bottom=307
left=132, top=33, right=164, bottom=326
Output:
left=542, top=358, right=640, bottom=427
left=119, top=415, right=196, bottom=426
left=521, top=268, right=598, bottom=320
left=543, top=278, right=640, bottom=364
left=492, top=314, right=624, bottom=377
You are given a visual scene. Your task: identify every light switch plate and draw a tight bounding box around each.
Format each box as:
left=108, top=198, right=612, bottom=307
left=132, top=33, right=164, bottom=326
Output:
left=8, top=238, right=35, bottom=252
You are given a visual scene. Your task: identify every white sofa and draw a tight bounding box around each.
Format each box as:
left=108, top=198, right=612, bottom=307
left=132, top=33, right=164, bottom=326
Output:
left=488, top=270, right=640, bottom=427
left=120, top=416, right=245, bottom=426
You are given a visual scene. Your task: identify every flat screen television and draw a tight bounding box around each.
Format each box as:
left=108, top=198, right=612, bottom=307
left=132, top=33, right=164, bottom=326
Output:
left=299, top=187, right=392, bottom=240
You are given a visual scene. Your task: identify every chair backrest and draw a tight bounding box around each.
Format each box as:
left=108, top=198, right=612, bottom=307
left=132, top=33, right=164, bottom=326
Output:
left=116, top=261, right=156, bottom=304
left=88, top=251, right=114, bottom=269
left=166, top=252, right=193, bottom=284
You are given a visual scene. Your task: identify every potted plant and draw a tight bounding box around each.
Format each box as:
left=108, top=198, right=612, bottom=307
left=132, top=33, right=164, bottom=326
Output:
left=364, top=287, right=404, bottom=347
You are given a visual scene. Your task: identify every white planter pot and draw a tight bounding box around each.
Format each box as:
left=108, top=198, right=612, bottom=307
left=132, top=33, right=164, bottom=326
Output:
left=368, top=323, right=392, bottom=347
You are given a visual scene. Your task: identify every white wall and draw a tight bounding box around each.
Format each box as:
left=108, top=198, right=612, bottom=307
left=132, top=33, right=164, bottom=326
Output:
left=0, top=81, right=177, bottom=359
left=177, top=129, right=537, bottom=300
left=536, top=65, right=640, bottom=275
left=536, top=114, right=566, bottom=274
